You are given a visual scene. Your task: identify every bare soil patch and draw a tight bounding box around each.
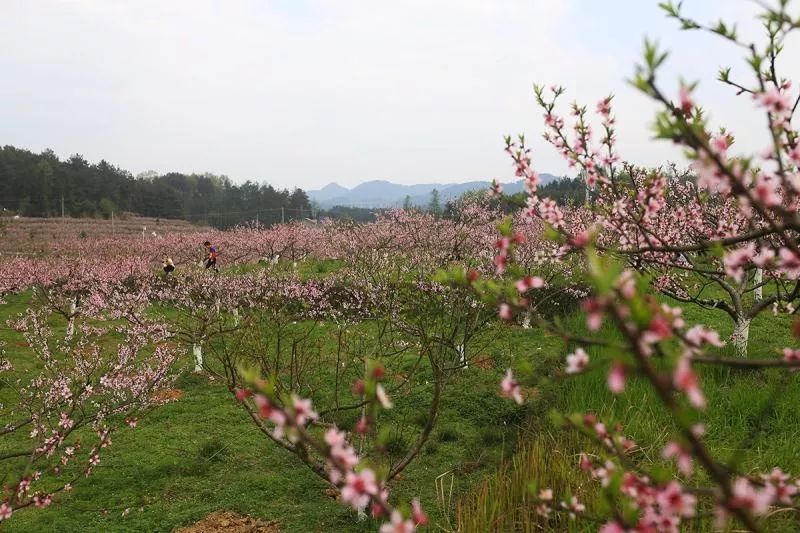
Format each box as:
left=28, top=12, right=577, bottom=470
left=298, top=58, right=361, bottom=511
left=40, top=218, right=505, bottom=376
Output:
left=174, top=510, right=280, bottom=533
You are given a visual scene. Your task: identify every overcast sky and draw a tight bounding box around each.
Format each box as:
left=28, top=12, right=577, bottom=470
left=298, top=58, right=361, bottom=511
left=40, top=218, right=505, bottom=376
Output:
left=1, top=1, right=798, bottom=189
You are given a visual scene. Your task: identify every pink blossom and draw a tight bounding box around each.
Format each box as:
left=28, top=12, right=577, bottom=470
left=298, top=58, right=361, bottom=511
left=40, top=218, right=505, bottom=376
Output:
left=730, top=477, right=774, bottom=515
left=673, top=357, right=706, bottom=409
left=607, top=362, right=626, bottom=394
left=756, top=86, right=792, bottom=125
left=291, top=395, right=319, bottom=426
left=33, top=494, right=52, bottom=508
left=614, top=270, right=636, bottom=300
left=685, top=325, right=724, bottom=348
left=561, top=496, right=585, bottom=519
left=498, top=303, right=513, bottom=321
left=379, top=510, right=415, bottom=533
left=723, top=244, right=755, bottom=282
left=501, top=369, right=523, bottom=405
left=582, top=298, right=604, bottom=331
left=783, top=348, right=800, bottom=368
left=234, top=388, right=252, bottom=402
left=678, top=85, right=694, bottom=115
left=376, top=385, right=394, bottom=409
left=341, top=469, right=379, bottom=511
left=596, top=97, right=612, bottom=116
left=516, top=276, right=545, bottom=292
left=711, top=134, right=731, bottom=153
left=599, top=522, right=626, bottom=533
left=779, top=247, right=800, bottom=278
left=753, top=247, right=775, bottom=268
left=0, top=503, right=11, bottom=521
left=640, top=315, right=672, bottom=352
left=789, top=144, right=800, bottom=166
left=662, top=441, right=693, bottom=475
left=754, top=173, right=781, bottom=207
left=494, top=252, right=508, bottom=274
left=411, top=499, right=428, bottom=526
left=565, top=348, right=590, bottom=374
left=325, top=427, right=346, bottom=449
left=764, top=468, right=796, bottom=504
left=658, top=482, right=697, bottom=517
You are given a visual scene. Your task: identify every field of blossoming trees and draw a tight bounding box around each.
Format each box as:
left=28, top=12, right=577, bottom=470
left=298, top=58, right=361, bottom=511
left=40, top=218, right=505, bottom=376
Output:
left=4, top=3, right=800, bottom=532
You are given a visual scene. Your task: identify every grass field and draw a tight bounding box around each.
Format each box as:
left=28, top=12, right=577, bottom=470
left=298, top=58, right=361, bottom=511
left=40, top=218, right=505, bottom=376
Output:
left=4, top=263, right=800, bottom=531
left=456, top=293, right=800, bottom=531
left=0, top=286, right=553, bottom=532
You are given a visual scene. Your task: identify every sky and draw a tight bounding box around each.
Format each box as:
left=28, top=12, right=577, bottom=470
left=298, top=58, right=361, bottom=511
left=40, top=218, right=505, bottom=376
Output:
left=1, top=0, right=798, bottom=190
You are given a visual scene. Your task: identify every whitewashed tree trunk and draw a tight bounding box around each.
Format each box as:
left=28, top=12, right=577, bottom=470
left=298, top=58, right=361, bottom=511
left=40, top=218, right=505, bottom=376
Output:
left=457, top=343, right=467, bottom=369
left=753, top=268, right=763, bottom=301
left=730, top=315, right=751, bottom=358
left=232, top=307, right=240, bottom=326
left=521, top=309, right=532, bottom=329
left=66, top=297, right=77, bottom=338
left=193, top=343, right=204, bottom=372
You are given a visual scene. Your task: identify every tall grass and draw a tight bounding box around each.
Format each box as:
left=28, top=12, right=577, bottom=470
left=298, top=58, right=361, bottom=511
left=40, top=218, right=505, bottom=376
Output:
left=455, top=431, right=595, bottom=532
left=455, top=293, right=800, bottom=531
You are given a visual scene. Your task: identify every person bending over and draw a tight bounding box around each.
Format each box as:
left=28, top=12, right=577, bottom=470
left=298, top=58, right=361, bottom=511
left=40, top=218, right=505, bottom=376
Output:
left=203, top=241, right=218, bottom=271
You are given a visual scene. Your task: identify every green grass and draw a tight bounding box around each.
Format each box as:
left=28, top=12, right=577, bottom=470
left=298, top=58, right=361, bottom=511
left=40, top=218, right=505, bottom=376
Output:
left=0, top=290, right=537, bottom=532
left=5, top=273, right=800, bottom=531
left=455, top=290, right=800, bottom=531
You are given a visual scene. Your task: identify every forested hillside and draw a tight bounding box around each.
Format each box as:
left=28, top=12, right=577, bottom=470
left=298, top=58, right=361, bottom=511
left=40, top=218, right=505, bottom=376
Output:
left=0, top=145, right=311, bottom=228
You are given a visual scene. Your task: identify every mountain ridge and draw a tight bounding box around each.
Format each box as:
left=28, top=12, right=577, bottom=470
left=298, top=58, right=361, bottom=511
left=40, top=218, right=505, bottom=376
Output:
left=309, top=175, right=560, bottom=208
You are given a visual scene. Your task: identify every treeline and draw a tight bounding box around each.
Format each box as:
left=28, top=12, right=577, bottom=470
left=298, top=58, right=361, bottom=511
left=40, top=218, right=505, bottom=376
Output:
left=0, top=145, right=312, bottom=228
left=505, top=176, right=586, bottom=207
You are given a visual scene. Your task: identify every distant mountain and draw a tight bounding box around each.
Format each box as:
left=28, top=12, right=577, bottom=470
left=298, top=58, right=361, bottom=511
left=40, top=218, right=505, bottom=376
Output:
left=309, top=182, right=349, bottom=204
left=308, top=175, right=559, bottom=208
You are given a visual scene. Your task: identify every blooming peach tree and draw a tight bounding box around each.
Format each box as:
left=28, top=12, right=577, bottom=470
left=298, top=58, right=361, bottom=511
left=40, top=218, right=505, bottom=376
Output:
left=0, top=288, right=179, bottom=521
left=450, top=2, right=800, bottom=531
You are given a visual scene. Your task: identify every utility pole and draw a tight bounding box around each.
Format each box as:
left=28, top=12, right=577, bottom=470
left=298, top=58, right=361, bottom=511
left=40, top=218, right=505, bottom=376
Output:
left=256, top=212, right=259, bottom=227
left=281, top=207, right=285, bottom=224
left=111, top=211, right=115, bottom=234
left=61, top=195, right=65, bottom=218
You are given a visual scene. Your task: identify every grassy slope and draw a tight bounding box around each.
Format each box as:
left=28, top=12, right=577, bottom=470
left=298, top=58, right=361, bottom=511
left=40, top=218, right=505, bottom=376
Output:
left=457, top=291, right=800, bottom=531
left=0, top=287, right=533, bottom=532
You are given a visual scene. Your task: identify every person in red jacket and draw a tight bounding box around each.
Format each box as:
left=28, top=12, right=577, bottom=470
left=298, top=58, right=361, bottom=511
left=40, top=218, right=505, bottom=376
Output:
left=203, top=241, right=218, bottom=271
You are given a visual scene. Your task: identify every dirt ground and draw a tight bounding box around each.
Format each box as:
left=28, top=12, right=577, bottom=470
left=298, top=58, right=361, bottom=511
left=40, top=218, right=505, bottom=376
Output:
left=174, top=511, right=280, bottom=532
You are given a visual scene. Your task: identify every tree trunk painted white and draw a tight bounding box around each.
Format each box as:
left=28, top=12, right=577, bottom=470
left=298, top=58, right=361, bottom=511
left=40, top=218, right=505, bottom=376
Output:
left=521, top=309, right=532, bottom=329
left=193, top=343, right=203, bottom=372
left=457, top=343, right=467, bottom=369
left=66, top=297, right=77, bottom=338
left=232, top=307, right=240, bottom=326
left=730, top=315, right=751, bottom=358
left=753, top=268, right=763, bottom=301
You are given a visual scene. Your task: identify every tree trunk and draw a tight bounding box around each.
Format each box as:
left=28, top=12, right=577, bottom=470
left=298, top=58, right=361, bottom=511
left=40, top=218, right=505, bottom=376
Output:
left=232, top=307, right=240, bottom=326
left=457, top=343, right=467, bottom=369
left=521, top=309, right=532, bottom=329
left=193, top=343, right=204, bottom=372
left=66, top=297, right=77, bottom=338
left=730, top=315, right=751, bottom=358
left=753, top=268, right=763, bottom=301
